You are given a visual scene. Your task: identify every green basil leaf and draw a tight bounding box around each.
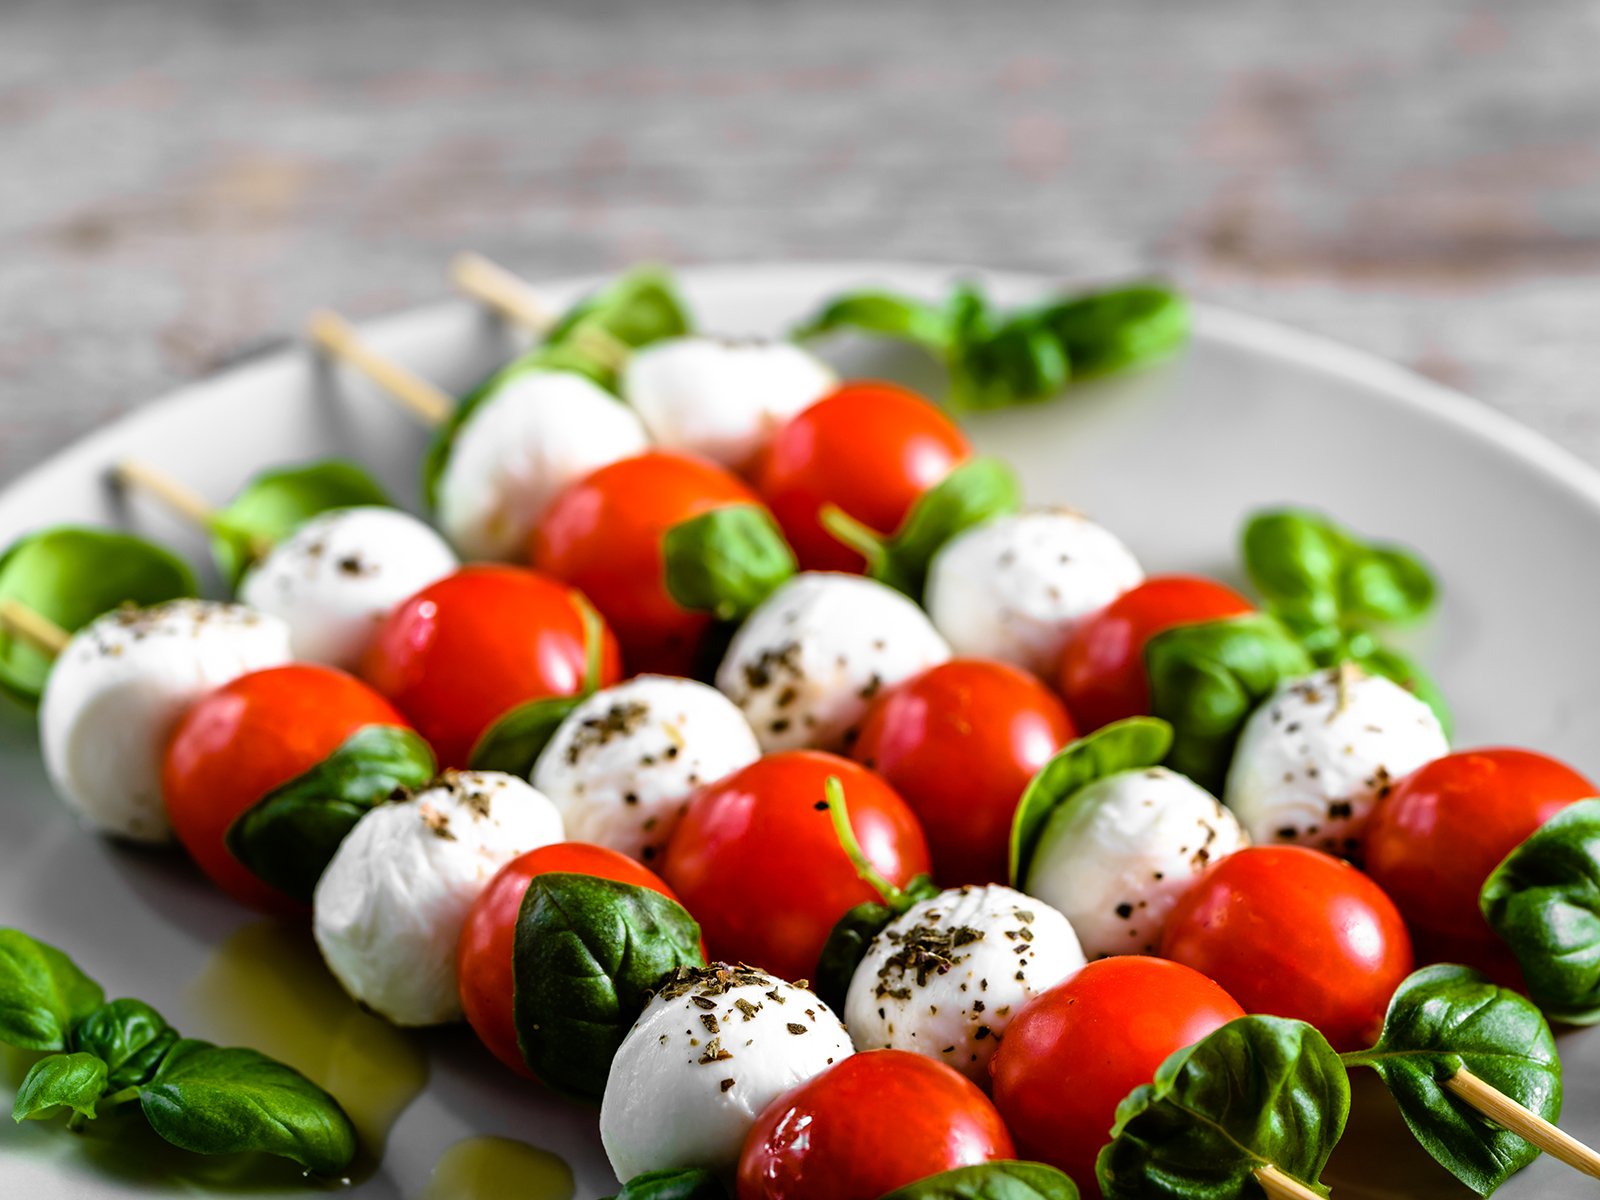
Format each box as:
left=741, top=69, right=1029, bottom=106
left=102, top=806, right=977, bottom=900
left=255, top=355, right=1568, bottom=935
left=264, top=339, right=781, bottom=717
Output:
left=0, top=527, right=197, bottom=704
left=512, top=873, right=706, bottom=1100
left=662, top=504, right=798, bottom=622
left=1242, top=509, right=1435, bottom=630
left=607, top=1166, right=731, bottom=1200
left=949, top=318, right=1071, bottom=412
left=1481, top=799, right=1600, bottom=1024
left=225, top=724, right=437, bottom=905
left=1030, top=284, right=1189, bottom=379
left=0, top=928, right=106, bottom=1052
left=1342, top=964, right=1561, bottom=1195
left=71, top=998, right=178, bottom=1090
left=881, top=459, right=1022, bottom=597
left=1097, top=1015, right=1348, bottom=1200
left=1008, top=718, right=1174, bottom=886
left=877, top=1161, right=1081, bottom=1200
left=468, top=695, right=585, bottom=779
left=791, top=290, right=952, bottom=349
left=813, top=874, right=941, bottom=1014
left=1144, top=613, right=1314, bottom=793
left=1339, top=546, right=1437, bottom=625
left=140, top=1039, right=357, bottom=1174
left=11, top=1052, right=108, bottom=1123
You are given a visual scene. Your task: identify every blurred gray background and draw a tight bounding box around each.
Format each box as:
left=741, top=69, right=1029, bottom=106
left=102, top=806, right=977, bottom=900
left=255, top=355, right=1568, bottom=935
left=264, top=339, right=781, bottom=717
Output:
left=3, top=0, right=1598, bottom=481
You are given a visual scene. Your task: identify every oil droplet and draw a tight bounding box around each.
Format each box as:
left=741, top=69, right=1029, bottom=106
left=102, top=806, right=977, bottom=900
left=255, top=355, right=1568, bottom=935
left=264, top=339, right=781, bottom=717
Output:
left=422, top=1136, right=575, bottom=1200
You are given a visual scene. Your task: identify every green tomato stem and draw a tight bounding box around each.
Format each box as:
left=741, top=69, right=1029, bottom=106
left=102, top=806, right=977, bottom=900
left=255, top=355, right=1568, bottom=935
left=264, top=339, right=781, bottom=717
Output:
left=818, top=505, right=890, bottom=576
left=100, top=1085, right=141, bottom=1110
left=824, top=775, right=908, bottom=910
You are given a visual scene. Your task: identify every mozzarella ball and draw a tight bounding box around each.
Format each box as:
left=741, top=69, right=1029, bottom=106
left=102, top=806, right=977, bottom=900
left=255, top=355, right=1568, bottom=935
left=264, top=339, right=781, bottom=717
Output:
left=436, top=369, right=649, bottom=561
left=1024, top=767, right=1247, bottom=958
left=1225, top=666, right=1448, bottom=854
left=533, top=675, right=760, bottom=865
left=238, top=506, right=457, bottom=670
left=925, top=509, right=1143, bottom=677
left=312, top=771, right=563, bottom=1026
left=601, top=964, right=853, bottom=1180
left=844, top=885, right=1084, bottom=1083
left=715, top=572, right=951, bottom=753
left=39, top=601, right=292, bottom=843
left=623, top=336, right=836, bottom=472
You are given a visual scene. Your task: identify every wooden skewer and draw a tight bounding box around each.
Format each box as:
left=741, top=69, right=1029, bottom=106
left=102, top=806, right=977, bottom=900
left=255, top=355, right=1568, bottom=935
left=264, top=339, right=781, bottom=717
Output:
left=449, top=252, right=634, bottom=374
left=112, top=459, right=219, bottom=530
left=306, top=309, right=455, bottom=428
left=1252, top=1164, right=1326, bottom=1200
left=1445, top=1067, right=1600, bottom=1179
left=0, top=598, right=70, bottom=657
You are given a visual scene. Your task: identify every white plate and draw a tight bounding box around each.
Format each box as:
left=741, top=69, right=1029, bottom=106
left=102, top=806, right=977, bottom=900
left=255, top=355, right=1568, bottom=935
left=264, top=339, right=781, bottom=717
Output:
left=2, top=263, right=1596, bottom=1200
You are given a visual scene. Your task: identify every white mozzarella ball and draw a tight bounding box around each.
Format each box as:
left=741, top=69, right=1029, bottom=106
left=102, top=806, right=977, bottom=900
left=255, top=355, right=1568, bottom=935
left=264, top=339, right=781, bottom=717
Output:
left=1024, top=766, right=1247, bottom=958
left=238, top=506, right=457, bottom=670
left=39, top=601, right=292, bottom=843
left=844, top=885, right=1084, bottom=1084
left=312, top=771, right=563, bottom=1026
left=601, top=964, right=853, bottom=1180
left=435, top=369, right=649, bottom=561
left=623, top=336, right=836, bottom=472
left=1225, top=666, right=1448, bottom=854
left=715, top=572, right=951, bottom=753
left=925, top=510, right=1143, bottom=677
left=533, top=675, right=760, bottom=865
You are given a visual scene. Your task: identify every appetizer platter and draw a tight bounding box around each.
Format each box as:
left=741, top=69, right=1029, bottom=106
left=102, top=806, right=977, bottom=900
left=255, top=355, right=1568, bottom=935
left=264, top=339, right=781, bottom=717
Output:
left=2, top=261, right=1600, bottom=1200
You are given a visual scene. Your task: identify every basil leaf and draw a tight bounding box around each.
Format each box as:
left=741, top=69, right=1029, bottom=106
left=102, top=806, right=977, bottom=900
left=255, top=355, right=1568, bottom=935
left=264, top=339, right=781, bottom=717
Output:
left=1339, top=546, right=1436, bottom=625
left=607, top=1166, right=731, bottom=1200
left=468, top=695, right=585, bottom=779
left=1009, top=718, right=1174, bottom=886
left=0, top=928, right=106, bottom=1052
left=139, top=1039, right=357, bottom=1174
left=71, top=998, right=178, bottom=1090
left=211, top=459, right=392, bottom=587
left=512, top=873, right=706, bottom=1100
left=1481, top=799, right=1600, bottom=1024
left=1030, top=284, right=1189, bottom=379
left=0, top=527, right=197, bottom=704
left=792, top=291, right=951, bottom=349
left=877, top=1161, right=1081, bottom=1200
left=1144, top=613, right=1313, bottom=793
left=1097, top=1015, right=1348, bottom=1200
left=882, top=459, right=1022, bottom=597
left=1342, top=964, right=1561, bottom=1195
left=226, top=724, right=437, bottom=904
left=1242, top=509, right=1435, bottom=629
left=813, top=874, right=941, bottom=1014
left=663, top=504, right=798, bottom=622
left=949, top=317, right=1071, bottom=412
left=11, top=1052, right=108, bottom=1123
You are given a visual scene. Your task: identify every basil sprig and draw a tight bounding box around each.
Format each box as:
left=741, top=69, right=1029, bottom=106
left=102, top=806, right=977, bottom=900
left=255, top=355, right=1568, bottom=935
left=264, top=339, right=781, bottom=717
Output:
left=225, top=724, right=437, bottom=905
left=607, top=1167, right=730, bottom=1199
left=794, top=280, right=1187, bottom=412
left=662, top=503, right=798, bottom=623
left=211, top=459, right=393, bottom=587
left=3, top=929, right=355, bottom=1175
left=878, top=1162, right=1081, bottom=1199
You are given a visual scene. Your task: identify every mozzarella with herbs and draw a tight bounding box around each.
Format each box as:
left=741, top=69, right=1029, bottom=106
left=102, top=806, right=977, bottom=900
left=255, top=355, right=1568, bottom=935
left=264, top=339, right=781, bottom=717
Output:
left=312, top=771, right=563, bottom=1026
left=1024, top=766, right=1247, bottom=958
left=1225, top=666, right=1448, bottom=854
left=844, top=885, right=1083, bottom=1083
left=600, top=964, right=853, bottom=1180
left=39, top=600, right=292, bottom=844
left=715, top=572, right=951, bottom=753
left=925, top=509, right=1143, bottom=676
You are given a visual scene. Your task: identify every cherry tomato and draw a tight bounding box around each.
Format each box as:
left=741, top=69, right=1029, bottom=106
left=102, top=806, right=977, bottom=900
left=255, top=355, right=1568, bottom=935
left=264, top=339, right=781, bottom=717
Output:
left=738, top=1049, right=1014, bottom=1200
left=458, top=842, right=681, bottom=1078
left=163, top=663, right=408, bottom=914
left=661, top=752, right=930, bottom=982
left=1058, top=575, right=1253, bottom=731
left=359, top=565, right=621, bottom=768
left=1365, top=748, right=1595, bottom=973
left=989, top=957, right=1244, bottom=1196
left=851, top=658, right=1074, bottom=886
left=756, top=382, right=970, bottom=572
left=531, top=450, right=760, bottom=676
left=1160, top=846, right=1413, bottom=1052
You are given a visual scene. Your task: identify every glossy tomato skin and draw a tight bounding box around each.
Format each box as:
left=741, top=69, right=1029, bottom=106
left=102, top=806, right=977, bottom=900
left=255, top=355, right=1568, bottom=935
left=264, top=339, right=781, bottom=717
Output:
left=990, top=957, right=1243, bottom=1196
left=851, top=659, right=1075, bottom=885
left=359, top=565, right=621, bottom=768
left=457, top=843, right=681, bottom=1078
left=661, top=752, right=930, bottom=982
left=738, top=1049, right=1014, bottom=1200
left=755, top=382, right=970, bottom=573
left=1058, top=575, right=1253, bottom=731
left=531, top=451, right=759, bottom=676
left=1160, top=846, right=1413, bottom=1052
left=163, top=663, right=409, bottom=914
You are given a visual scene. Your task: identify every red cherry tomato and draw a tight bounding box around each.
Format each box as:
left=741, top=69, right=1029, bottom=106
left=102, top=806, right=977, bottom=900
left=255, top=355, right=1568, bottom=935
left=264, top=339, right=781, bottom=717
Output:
left=359, top=565, right=621, bottom=768
left=1058, top=575, right=1253, bottom=731
left=990, top=957, right=1243, bottom=1196
left=756, top=382, right=970, bottom=572
left=661, top=752, right=930, bottom=982
left=851, top=659, right=1074, bottom=886
left=1365, top=748, right=1595, bottom=973
left=163, top=663, right=408, bottom=914
left=457, top=842, right=681, bottom=1078
left=738, top=1049, right=1014, bottom=1200
left=1160, top=846, right=1413, bottom=1052
left=531, top=451, right=760, bottom=676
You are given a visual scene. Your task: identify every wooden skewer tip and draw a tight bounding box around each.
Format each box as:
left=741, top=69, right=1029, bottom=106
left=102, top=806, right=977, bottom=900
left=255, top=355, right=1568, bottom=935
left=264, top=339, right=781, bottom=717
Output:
left=0, top=598, right=70, bottom=657
left=1446, top=1068, right=1600, bottom=1180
